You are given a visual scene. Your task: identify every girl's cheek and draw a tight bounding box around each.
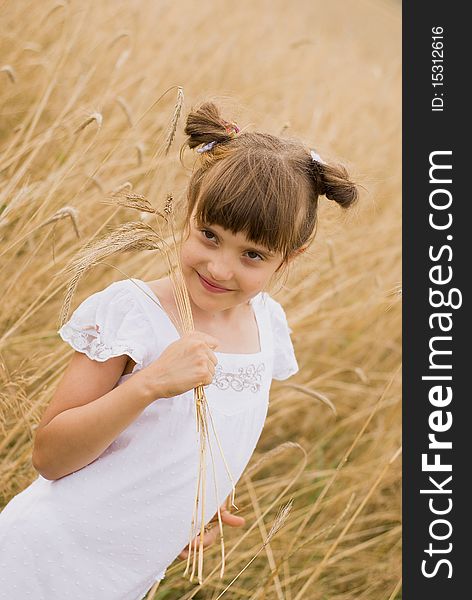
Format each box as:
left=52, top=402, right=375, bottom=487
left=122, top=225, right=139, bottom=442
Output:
left=188, top=241, right=208, bottom=262
left=180, top=243, right=195, bottom=264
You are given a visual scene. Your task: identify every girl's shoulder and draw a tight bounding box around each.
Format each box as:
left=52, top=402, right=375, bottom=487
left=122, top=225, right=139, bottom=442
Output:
left=258, top=292, right=299, bottom=381
left=57, top=278, right=154, bottom=372
left=61, top=278, right=149, bottom=325
left=257, top=292, right=294, bottom=335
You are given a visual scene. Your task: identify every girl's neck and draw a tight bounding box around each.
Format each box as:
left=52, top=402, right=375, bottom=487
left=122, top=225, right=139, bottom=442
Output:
left=150, top=276, right=250, bottom=325
left=145, top=277, right=260, bottom=354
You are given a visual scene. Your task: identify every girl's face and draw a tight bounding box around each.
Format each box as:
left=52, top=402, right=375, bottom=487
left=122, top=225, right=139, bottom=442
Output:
left=179, top=207, right=286, bottom=316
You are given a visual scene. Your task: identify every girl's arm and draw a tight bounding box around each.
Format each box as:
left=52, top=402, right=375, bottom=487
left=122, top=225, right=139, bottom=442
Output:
left=32, top=351, right=159, bottom=481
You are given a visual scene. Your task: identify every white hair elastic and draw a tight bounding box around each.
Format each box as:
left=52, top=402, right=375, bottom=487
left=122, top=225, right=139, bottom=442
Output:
left=310, top=149, right=326, bottom=165
left=196, top=141, right=218, bottom=153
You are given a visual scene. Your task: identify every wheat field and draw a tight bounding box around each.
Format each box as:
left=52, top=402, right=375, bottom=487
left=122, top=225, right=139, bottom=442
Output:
left=0, top=0, right=401, bottom=598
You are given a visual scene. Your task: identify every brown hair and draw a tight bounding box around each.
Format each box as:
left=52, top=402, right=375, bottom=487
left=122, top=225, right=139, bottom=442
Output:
left=180, top=101, right=359, bottom=272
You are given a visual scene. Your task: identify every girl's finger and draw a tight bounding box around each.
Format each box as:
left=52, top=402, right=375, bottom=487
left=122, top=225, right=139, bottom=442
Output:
left=220, top=511, right=245, bottom=527
left=178, top=527, right=218, bottom=559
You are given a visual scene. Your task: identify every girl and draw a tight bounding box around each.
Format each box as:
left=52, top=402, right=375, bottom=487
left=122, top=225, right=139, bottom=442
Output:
left=0, top=101, right=358, bottom=599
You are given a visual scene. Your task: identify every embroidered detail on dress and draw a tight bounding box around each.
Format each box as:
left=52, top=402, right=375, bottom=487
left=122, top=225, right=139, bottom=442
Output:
left=211, top=363, right=265, bottom=393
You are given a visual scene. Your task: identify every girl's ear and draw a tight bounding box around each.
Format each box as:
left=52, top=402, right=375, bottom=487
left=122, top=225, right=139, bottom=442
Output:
left=288, top=245, right=308, bottom=262
left=274, top=245, right=307, bottom=273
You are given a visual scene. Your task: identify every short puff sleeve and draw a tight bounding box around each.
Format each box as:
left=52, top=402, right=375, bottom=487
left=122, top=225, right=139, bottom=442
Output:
left=57, top=281, right=150, bottom=374
left=267, top=296, right=299, bottom=381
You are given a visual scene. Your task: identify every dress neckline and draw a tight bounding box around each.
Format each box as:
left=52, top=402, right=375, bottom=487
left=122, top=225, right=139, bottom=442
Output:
left=128, top=278, right=265, bottom=358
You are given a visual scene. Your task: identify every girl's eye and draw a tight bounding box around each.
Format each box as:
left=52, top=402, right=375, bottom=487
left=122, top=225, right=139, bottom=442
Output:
left=200, top=229, right=264, bottom=261
left=201, top=229, right=216, bottom=242
left=246, top=251, right=264, bottom=262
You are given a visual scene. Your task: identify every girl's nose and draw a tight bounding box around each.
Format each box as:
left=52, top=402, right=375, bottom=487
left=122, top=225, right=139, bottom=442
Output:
left=207, top=260, right=234, bottom=283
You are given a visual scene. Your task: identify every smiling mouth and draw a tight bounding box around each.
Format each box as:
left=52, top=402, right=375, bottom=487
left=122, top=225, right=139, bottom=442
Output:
left=197, top=272, right=233, bottom=291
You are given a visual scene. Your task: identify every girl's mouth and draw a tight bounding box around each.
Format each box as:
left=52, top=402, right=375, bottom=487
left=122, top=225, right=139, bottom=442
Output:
left=197, top=272, right=232, bottom=293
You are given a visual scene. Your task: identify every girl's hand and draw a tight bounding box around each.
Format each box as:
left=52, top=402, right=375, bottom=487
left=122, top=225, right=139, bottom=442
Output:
left=178, top=496, right=245, bottom=560
left=139, top=331, right=219, bottom=398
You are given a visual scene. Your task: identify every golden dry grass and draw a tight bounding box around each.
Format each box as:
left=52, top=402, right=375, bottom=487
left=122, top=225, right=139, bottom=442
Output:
left=0, top=0, right=401, bottom=598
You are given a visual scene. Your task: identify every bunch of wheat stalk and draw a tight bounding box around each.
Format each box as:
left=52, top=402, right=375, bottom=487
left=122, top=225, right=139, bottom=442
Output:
left=58, top=190, right=238, bottom=585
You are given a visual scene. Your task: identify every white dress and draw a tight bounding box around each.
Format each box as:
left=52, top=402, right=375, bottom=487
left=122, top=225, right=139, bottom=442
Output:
left=0, top=278, right=299, bottom=600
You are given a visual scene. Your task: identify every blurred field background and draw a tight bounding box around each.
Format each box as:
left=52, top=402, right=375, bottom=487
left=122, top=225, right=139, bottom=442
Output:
left=0, top=0, right=401, bottom=598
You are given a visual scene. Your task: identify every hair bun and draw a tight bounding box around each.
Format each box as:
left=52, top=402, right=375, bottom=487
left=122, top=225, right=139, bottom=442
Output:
left=183, top=101, right=237, bottom=151
left=314, top=160, right=359, bottom=208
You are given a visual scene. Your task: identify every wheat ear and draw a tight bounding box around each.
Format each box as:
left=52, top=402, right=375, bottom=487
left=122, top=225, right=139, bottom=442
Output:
left=213, top=499, right=295, bottom=599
